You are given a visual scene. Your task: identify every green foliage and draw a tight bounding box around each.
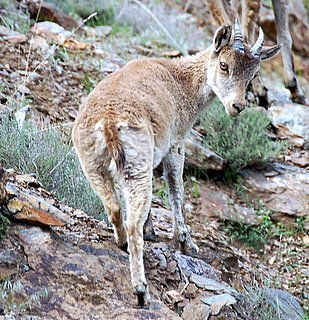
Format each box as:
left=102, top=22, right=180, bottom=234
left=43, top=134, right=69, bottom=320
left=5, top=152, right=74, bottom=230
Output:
left=110, top=23, right=134, bottom=37
left=0, top=216, right=10, bottom=241
left=0, top=278, right=48, bottom=314
left=224, top=193, right=307, bottom=250
left=45, top=0, right=123, bottom=24
left=0, top=114, right=104, bottom=219
left=82, top=74, right=96, bottom=94
left=154, top=179, right=170, bottom=208
left=191, top=180, right=200, bottom=199
left=303, top=312, right=309, bottom=320
left=304, top=0, right=309, bottom=15
left=201, top=99, right=286, bottom=173
left=0, top=0, right=30, bottom=34
left=224, top=204, right=275, bottom=250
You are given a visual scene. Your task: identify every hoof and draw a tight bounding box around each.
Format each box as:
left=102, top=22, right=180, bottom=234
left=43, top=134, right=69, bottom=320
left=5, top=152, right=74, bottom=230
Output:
left=143, top=213, right=156, bottom=241
left=144, top=226, right=156, bottom=241
left=291, top=94, right=307, bottom=105
left=135, top=284, right=151, bottom=308
left=118, top=241, right=128, bottom=253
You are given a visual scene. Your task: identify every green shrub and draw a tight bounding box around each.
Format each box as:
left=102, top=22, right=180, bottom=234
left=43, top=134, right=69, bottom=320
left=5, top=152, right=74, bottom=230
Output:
left=201, top=99, right=286, bottom=173
left=45, top=0, right=122, bottom=24
left=0, top=114, right=104, bottom=220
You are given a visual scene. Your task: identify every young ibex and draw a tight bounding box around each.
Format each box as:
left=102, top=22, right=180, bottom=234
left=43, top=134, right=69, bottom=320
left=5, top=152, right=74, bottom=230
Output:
left=207, top=0, right=306, bottom=104
left=72, top=20, right=280, bottom=307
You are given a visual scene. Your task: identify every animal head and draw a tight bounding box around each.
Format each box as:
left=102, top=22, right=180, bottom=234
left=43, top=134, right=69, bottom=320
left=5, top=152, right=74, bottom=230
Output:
left=206, top=19, right=281, bottom=117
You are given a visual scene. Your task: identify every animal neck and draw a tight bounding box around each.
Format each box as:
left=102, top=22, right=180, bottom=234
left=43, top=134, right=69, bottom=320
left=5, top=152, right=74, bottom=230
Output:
left=177, top=49, right=216, bottom=119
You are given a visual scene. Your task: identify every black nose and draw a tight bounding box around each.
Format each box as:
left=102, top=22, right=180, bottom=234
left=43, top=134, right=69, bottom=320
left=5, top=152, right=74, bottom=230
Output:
left=232, top=103, right=244, bottom=113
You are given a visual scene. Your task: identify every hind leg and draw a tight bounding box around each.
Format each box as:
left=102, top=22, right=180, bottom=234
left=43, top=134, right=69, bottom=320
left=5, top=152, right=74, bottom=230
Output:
left=86, top=170, right=127, bottom=249
left=117, top=124, right=154, bottom=307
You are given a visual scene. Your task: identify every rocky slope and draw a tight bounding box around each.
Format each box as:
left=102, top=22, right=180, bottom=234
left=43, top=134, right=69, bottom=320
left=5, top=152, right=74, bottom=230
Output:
left=0, top=0, right=308, bottom=319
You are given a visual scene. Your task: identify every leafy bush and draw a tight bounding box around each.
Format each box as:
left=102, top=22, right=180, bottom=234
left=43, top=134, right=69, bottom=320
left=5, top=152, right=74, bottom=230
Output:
left=201, top=99, right=286, bottom=173
left=0, top=114, right=104, bottom=219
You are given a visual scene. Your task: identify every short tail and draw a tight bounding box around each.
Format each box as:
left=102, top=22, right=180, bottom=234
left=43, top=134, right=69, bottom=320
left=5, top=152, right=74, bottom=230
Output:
left=103, top=120, right=126, bottom=171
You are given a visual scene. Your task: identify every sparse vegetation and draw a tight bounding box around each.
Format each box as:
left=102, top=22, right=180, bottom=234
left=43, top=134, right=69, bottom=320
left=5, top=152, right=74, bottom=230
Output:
left=0, top=0, right=30, bottom=34
left=0, top=216, right=9, bottom=241
left=0, top=277, right=48, bottom=314
left=246, top=289, right=284, bottom=320
left=0, top=113, right=104, bottom=219
left=224, top=195, right=307, bottom=250
left=153, top=178, right=170, bottom=208
left=201, top=99, right=286, bottom=173
left=224, top=203, right=275, bottom=249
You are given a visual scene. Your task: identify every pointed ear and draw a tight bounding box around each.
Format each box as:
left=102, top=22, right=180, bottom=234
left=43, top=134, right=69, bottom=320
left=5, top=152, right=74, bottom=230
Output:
left=260, top=44, right=282, bottom=61
left=213, top=25, right=232, bottom=53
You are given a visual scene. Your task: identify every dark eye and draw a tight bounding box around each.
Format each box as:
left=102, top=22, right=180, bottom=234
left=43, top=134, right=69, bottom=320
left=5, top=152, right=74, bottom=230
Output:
left=220, top=62, right=229, bottom=72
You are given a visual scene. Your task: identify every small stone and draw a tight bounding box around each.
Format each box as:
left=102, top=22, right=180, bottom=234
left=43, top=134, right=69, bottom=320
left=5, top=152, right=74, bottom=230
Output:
left=167, top=260, right=177, bottom=273
left=264, top=170, right=279, bottom=177
left=185, top=283, right=198, bottom=298
left=201, top=293, right=237, bottom=315
left=190, top=274, right=233, bottom=292
left=184, top=203, right=194, bottom=212
left=0, top=26, right=27, bottom=44
left=269, top=256, right=276, bottom=265
left=165, top=290, right=183, bottom=303
left=158, top=253, right=167, bottom=269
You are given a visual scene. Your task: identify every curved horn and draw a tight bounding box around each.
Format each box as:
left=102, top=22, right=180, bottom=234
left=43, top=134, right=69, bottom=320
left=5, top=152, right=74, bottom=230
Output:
left=233, top=18, right=244, bottom=52
left=250, top=27, right=264, bottom=58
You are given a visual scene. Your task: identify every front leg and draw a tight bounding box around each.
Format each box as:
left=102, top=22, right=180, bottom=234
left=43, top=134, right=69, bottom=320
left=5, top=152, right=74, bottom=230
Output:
left=163, top=143, right=199, bottom=256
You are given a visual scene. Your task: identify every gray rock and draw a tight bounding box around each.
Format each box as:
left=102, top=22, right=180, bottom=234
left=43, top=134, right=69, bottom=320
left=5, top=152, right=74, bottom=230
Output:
left=173, top=252, right=221, bottom=280
left=0, top=26, right=27, bottom=44
left=241, top=162, right=309, bottom=217
left=260, top=289, right=304, bottom=320
left=199, top=184, right=260, bottom=225
left=95, top=25, right=112, bottom=37
left=201, top=293, right=237, bottom=315
left=185, top=129, right=224, bottom=171
left=190, top=274, right=235, bottom=293
left=268, top=103, right=309, bottom=147
left=183, top=298, right=211, bottom=320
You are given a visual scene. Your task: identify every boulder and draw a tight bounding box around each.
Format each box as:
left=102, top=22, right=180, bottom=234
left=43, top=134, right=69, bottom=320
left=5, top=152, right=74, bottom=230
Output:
left=183, top=298, right=211, bottom=320
left=240, top=162, right=309, bottom=218
left=258, top=289, right=304, bottom=320
left=185, top=129, right=224, bottom=171
left=30, top=21, right=89, bottom=50
left=31, top=21, right=70, bottom=43
left=26, top=0, right=79, bottom=31
left=198, top=184, right=260, bottom=225
left=0, top=26, right=27, bottom=44
left=268, top=103, right=309, bottom=147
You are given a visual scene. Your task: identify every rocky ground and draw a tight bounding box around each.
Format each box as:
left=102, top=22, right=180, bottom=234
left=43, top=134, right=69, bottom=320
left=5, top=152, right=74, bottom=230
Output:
left=0, top=0, right=308, bottom=319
